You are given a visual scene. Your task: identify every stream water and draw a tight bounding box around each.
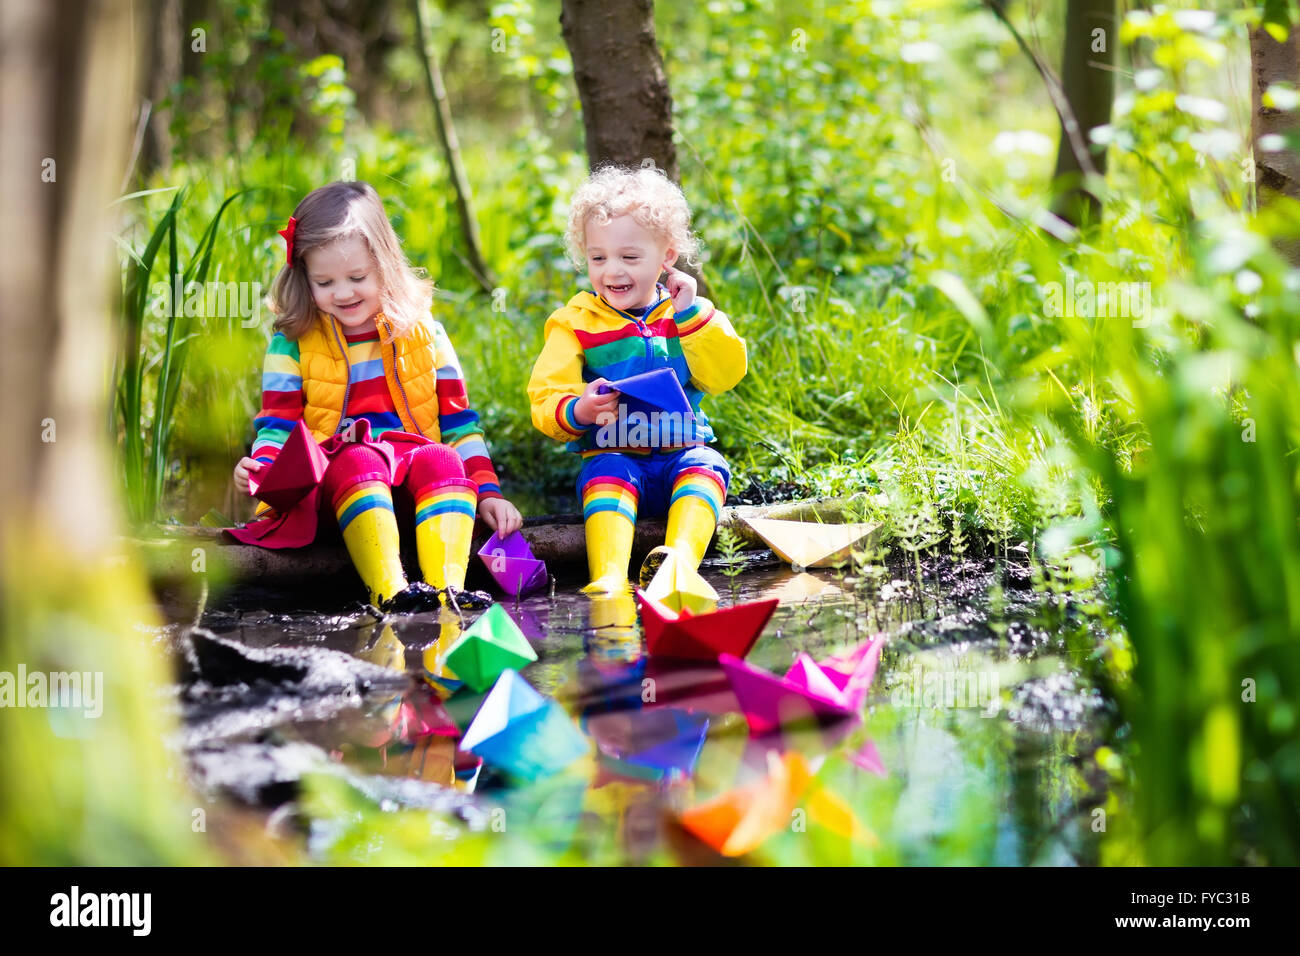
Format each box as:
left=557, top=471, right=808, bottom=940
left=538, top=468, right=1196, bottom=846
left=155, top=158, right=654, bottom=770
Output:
left=158, top=549, right=1118, bottom=865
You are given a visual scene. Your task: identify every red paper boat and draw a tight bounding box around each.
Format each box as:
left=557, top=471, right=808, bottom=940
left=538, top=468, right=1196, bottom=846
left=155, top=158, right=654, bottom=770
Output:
left=247, top=420, right=329, bottom=512
left=719, top=635, right=885, bottom=735
left=636, top=590, right=778, bottom=662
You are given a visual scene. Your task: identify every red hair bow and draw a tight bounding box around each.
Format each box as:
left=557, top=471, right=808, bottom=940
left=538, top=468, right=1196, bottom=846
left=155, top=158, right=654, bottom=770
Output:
left=278, top=216, right=297, bottom=266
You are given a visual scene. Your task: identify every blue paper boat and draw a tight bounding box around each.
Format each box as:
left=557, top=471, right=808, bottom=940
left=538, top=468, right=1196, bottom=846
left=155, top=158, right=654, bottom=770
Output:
left=458, top=670, right=589, bottom=782
left=598, top=368, right=695, bottom=421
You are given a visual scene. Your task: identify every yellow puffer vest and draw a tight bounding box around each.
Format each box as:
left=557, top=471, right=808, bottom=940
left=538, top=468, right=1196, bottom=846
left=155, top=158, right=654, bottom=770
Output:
left=295, top=311, right=443, bottom=441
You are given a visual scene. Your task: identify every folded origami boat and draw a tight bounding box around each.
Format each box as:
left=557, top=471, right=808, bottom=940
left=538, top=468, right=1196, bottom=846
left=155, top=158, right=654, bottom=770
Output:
left=678, top=749, right=876, bottom=857
left=458, top=670, right=589, bottom=782
left=443, top=603, right=539, bottom=692
left=597, top=367, right=695, bottom=421
left=718, top=635, right=886, bottom=735
left=637, top=590, right=777, bottom=662
left=476, top=531, right=548, bottom=597
left=742, top=517, right=881, bottom=569
left=642, top=552, right=718, bottom=615
left=247, top=420, right=329, bottom=512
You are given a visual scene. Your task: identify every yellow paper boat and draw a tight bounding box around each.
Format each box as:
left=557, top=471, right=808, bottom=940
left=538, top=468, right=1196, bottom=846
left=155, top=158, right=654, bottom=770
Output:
left=743, top=518, right=881, bottom=569
left=643, top=552, right=718, bottom=615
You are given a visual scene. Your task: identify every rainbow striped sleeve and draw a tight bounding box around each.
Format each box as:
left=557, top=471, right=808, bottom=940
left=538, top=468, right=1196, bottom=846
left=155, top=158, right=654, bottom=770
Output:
left=250, top=332, right=304, bottom=464
left=430, top=320, right=503, bottom=500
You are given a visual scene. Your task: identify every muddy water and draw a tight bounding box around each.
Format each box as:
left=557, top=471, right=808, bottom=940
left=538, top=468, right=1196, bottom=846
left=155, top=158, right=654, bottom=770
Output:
left=169, top=551, right=1117, bottom=865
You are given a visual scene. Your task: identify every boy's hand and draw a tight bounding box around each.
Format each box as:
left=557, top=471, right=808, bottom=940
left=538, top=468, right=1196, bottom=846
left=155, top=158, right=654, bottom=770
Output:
left=663, top=266, right=697, bottom=313
left=233, top=457, right=264, bottom=496
left=479, top=497, right=523, bottom=537
left=574, top=378, right=621, bottom=426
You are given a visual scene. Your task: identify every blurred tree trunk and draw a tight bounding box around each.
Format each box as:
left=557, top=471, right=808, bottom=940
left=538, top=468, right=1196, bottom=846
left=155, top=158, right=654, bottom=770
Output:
left=139, top=0, right=181, bottom=177
left=1049, top=0, right=1116, bottom=227
left=271, top=0, right=400, bottom=127
left=559, top=0, right=679, bottom=180
left=0, top=0, right=197, bottom=864
left=1250, top=23, right=1300, bottom=268
left=1251, top=25, right=1300, bottom=201
left=412, top=0, right=497, bottom=293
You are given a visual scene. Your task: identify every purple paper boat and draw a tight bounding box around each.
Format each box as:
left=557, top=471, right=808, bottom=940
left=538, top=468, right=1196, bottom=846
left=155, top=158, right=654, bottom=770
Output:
left=718, top=635, right=885, bottom=735
left=477, top=531, right=548, bottom=597
left=597, top=368, right=695, bottom=421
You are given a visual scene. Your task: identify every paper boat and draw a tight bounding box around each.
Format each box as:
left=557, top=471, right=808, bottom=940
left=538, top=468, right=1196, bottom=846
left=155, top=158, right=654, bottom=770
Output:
left=247, top=420, right=329, bottom=511
left=719, top=635, right=885, bottom=735
left=444, top=604, right=539, bottom=692
left=637, top=590, right=777, bottom=662
left=743, top=517, right=880, bottom=569
left=458, top=670, right=589, bottom=782
left=678, top=750, right=813, bottom=856
left=643, top=553, right=717, bottom=615
left=597, top=367, right=695, bottom=421
left=477, top=531, right=548, bottom=597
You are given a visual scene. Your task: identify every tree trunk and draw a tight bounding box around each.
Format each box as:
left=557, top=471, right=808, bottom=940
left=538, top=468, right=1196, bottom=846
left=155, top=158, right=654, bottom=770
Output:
left=559, top=0, right=679, bottom=180
left=1049, top=0, right=1116, bottom=227
left=1250, top=24, right=1300, bottom=263
left=412, top=0, right=497, bottom=293
left=139, top=0, right=181, bottom=178
left=0, top=0, right=197, bottom=863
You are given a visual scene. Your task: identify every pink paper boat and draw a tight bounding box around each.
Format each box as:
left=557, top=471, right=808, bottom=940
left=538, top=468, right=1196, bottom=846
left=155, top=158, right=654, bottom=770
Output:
left=247, top=420, right=329, bottom=512
left=719, top=635, right=885, bottom=735
left=477, top=531, right=548, bottom=597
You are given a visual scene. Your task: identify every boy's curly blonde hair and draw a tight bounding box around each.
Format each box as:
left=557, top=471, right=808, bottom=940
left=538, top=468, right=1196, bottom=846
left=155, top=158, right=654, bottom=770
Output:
left=565, top=164, right=701, bottom=270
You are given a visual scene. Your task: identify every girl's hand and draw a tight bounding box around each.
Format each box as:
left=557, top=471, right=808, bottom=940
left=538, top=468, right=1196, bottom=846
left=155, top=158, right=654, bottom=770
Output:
left=479, top=497, right=523, bottom=537
left=233, top=457, right=264, bottom=496
left=574, top=378, right=621, bottom=427
left=663, top=266, right=697, bottom=313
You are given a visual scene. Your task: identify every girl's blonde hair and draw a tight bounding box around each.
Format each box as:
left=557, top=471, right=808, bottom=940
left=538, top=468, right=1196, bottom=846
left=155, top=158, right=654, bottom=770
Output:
left=564, top=165, right=701, bottom=270
left=268, top=181, right=433, bottom=342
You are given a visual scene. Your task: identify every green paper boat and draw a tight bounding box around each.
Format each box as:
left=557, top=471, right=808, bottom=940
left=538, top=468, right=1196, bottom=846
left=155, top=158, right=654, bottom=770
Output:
left=443, top=604, right=539, bottom=692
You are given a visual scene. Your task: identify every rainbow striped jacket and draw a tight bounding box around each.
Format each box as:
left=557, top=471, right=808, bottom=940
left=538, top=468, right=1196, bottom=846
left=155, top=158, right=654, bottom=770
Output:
left=527, top=287, right=747, bottom=456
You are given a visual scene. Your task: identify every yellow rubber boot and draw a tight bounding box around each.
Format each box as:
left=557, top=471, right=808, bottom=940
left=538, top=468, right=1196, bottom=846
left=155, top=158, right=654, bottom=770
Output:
left=336, top=480, right=408, bottom=606
left=413, top=481, right=478, bottom=591
left=639, top=481, right=724, bottom=586
left=581, top=509, right=637, bottom=594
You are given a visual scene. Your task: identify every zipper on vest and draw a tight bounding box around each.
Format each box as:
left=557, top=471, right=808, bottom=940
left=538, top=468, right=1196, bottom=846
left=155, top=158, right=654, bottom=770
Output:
left=391, top=339, right=425, bottom=437
left=328, top=318, right=353, bottom=435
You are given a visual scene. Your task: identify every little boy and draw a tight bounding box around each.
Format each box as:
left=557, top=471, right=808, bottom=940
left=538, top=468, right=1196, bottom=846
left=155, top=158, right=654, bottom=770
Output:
left=527, top=165, right=748, bottom=598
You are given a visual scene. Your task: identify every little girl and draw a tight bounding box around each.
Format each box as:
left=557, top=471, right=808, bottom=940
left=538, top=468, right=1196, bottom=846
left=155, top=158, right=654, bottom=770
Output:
left=227, top=181, right=521, bottom=612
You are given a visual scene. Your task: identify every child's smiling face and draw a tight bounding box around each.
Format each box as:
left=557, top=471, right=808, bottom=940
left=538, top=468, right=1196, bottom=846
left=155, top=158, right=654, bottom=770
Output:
left=584, top=214, right=676, bottom=312
left=305, top=234, right=383, bottom=332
